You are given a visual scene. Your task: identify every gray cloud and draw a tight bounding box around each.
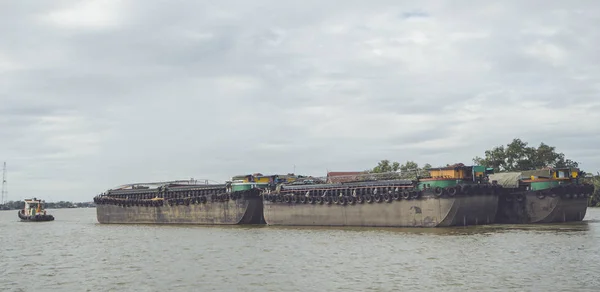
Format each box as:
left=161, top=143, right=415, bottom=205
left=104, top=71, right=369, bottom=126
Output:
left=1, top=0, right=599, bottom=201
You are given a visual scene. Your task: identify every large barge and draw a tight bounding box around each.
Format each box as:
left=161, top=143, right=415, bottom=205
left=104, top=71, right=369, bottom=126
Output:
left=93, top=166, right=594, bottom=227
left=94, top=180, right=264, bottom=225
left=260, top=164, right=501, bottom=227
left=490, top=167, right=593, bottom=224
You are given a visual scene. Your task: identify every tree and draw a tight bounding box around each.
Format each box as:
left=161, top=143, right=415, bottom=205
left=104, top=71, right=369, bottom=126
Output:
left=473, top=138, right=580, bottom=172
left=369, top=160, right=435, bottom=180
left=371, top=159, right=401, bottom=173
left=473, top=145, right=506, bottom=171
left=399, top=161, right=419, bottom=172
left=371, top=160, right=424, bottom=173
left=584, top=173, right=600, bottom=207
left=372, top=160, right=393, bottom=173
left=392, top=162, right=400, bottom=172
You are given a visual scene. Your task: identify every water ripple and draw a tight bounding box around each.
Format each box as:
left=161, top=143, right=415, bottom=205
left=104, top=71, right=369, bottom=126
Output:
left=1, top=208, right=600, bottom=291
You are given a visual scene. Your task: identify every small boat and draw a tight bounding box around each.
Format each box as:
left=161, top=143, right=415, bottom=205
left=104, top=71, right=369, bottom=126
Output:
left=18, top=198, right=54, bottom=222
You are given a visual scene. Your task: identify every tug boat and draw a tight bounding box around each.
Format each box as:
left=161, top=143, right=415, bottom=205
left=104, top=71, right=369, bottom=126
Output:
left=18, top=198, right=55, bottom=222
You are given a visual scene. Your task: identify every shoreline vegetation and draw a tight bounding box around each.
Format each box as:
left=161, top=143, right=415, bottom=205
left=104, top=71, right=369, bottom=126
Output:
left=0, top=201, right=95, bottom=210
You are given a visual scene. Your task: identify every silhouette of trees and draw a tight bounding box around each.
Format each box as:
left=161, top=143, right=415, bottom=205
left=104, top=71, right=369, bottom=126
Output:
left=473, top=138, right=579, bottom=172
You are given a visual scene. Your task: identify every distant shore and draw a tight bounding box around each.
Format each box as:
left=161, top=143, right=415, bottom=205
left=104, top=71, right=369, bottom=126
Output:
left=0, top=201, right=96, bottom=211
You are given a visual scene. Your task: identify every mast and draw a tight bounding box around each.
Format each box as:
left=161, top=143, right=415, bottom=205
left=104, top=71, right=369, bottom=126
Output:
left=1, top=162, right=6, bottom=204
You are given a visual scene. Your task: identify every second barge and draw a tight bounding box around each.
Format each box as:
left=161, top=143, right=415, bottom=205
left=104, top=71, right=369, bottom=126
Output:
left=260, top=164, right=500, bottom=227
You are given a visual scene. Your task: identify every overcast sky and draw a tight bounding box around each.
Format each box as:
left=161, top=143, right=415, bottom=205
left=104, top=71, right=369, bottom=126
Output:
left=1, top=1, right=599, bottom=202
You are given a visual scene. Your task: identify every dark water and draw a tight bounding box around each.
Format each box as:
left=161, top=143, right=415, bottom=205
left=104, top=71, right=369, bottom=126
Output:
left=1, top=208, right=599, bottom=292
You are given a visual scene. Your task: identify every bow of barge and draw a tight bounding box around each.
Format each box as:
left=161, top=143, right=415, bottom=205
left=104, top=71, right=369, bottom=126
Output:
left=490, top=167, right=592, bottom=224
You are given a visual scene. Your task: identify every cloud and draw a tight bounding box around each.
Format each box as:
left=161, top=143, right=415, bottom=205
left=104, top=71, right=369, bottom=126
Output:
left=40, top=0, right=126, bottom=30
left=1, top=0, right=599, bottom=201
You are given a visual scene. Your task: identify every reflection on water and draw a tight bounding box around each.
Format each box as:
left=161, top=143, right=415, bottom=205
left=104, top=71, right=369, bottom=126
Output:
left=1, top=208, right=600, bottom=291
left=232, top=220, right=592, bottom=235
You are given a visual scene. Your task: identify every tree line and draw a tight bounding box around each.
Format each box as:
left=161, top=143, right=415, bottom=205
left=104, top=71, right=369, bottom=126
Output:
left=472, top=138, right=579, bottom=172
left=370, top=138, right=584, bottom=175
left=0, top=201, right=95, bottom=211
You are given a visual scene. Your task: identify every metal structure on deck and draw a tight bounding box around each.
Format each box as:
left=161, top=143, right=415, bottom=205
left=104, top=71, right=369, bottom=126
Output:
left=109, top=178, right=222, bottom=191
left=1, top=162, right=6, bottom=205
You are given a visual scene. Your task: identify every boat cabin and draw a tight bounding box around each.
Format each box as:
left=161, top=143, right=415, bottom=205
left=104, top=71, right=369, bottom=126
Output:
left=22, top=198, right=48, bottom=217
left=519, top=167, right=579, bottom=181
left=488, top=167, right=581, bottom=191
left=552, top=167, right=579, bottom=180
left=230, top=173, right=315, bottom=185
left=229, top=173, right=322, bottom=191
left=425, top=164, right=494, bottom=182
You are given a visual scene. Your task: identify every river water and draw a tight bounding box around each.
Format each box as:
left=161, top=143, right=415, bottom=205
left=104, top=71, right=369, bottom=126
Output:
left=1, top=207, right=599, bottom=291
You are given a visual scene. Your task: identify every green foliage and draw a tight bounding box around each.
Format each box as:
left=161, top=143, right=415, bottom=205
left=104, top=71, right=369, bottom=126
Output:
left=371, top=160, right=398, bottom=173
left=399, top=161, right=418, bottom=172
left=369, top=160, right=432, bottom=180
left=583, top=174, right=600, bottom=207
left=473, top=138, right=579, bottom=172
left=371, top=160, right=426, bottom=173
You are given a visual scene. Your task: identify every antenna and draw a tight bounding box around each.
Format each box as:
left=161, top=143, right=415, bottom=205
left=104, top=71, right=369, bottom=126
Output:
left=1, top=162, right=6, bottom=204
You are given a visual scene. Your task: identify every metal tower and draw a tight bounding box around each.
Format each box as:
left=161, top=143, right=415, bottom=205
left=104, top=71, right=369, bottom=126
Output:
left=1, top=162, right=6, bottom=204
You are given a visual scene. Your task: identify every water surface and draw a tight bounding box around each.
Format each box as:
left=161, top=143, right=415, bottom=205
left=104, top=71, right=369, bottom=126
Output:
left=1, top=208, right=599, bottom=291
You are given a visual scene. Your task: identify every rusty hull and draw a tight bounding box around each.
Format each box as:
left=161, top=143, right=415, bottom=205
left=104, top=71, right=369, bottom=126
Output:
left=263, top=194, right=499, bottom=227
left=96, top=197, right=264, bottom=225
left=495, top=193, right=588, bottom=224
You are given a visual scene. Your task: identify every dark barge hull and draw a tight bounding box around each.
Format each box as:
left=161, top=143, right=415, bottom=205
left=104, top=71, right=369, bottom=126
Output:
left=95, top=183, right=266, bottom=225
left=96, top=197, right=264, bottom=225
left=263, top=194, right=499, bottom=227
left=18, top=211, right=54, bottom=222
left=495, top=192, right=588, bottom=224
